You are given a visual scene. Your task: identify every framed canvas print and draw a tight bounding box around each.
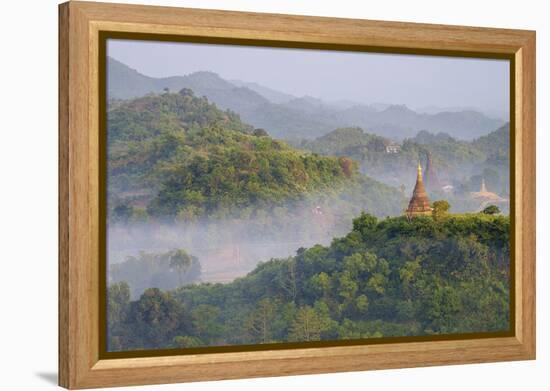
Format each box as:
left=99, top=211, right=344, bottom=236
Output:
left=58, top=1, right=536, bottom=389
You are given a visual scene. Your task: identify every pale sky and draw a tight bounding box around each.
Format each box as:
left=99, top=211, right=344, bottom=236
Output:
left=108, top=39, right=510, bottom=118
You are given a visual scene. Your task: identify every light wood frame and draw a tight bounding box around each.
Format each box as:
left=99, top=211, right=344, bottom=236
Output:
left=59, top=1, right=536, bottom=389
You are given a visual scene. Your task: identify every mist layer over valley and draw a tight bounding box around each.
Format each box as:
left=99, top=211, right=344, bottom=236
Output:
left=109, top=197, right=366, bottom=297
left=106, top=86, right=405, bottom=297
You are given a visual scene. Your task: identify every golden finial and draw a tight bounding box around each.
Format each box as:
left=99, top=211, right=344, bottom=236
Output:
left=480, top=178, right=487, bottom=193
left=416, top=162, right=424, bottom=183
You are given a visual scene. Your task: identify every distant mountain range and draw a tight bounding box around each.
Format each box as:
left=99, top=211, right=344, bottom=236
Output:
left=414, top=105, right=508, bottom=121
left=108, top=57, right=505, bottom=141
left=229, top=79, right=295, bottom=104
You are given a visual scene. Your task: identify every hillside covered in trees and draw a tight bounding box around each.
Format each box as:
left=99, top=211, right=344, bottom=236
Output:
left=107, top=87, right=407, bottom=294
left=108, top=88, right=405, bottom=224
left=296, top=124, right=510, bottom=213
left=107, top=212, right=510, bottom=351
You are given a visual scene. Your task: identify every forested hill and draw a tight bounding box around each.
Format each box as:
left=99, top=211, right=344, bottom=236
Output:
left=108, top=87, right=253, bottom=144
left=297, top=127, right=389, bottom=157
left=472, top=123, right=510, bottom=159
left=107, top=212, right=510, bottom=351
left=297, top=124, right=510, bottom=203
left=107, top=88, right=405, bottom=223
left=300, top=124, right=509, bottom=171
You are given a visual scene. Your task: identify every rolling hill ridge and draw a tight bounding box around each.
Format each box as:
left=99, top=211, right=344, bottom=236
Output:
left=108, top=57, right=504, bottom=141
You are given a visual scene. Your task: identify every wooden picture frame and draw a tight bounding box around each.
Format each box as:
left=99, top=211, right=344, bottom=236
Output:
left=59, top=1, right=536, bottom=389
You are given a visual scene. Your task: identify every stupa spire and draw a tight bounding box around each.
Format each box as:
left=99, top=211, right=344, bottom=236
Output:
left=406, top=162, right=433, bottom=218
left=424, top=151, right=440, bottom=192
left=480, top=178, right=487, bottom=193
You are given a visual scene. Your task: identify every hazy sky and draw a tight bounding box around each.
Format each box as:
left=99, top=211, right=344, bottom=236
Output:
left=108, top=39, right=510, bottom=117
